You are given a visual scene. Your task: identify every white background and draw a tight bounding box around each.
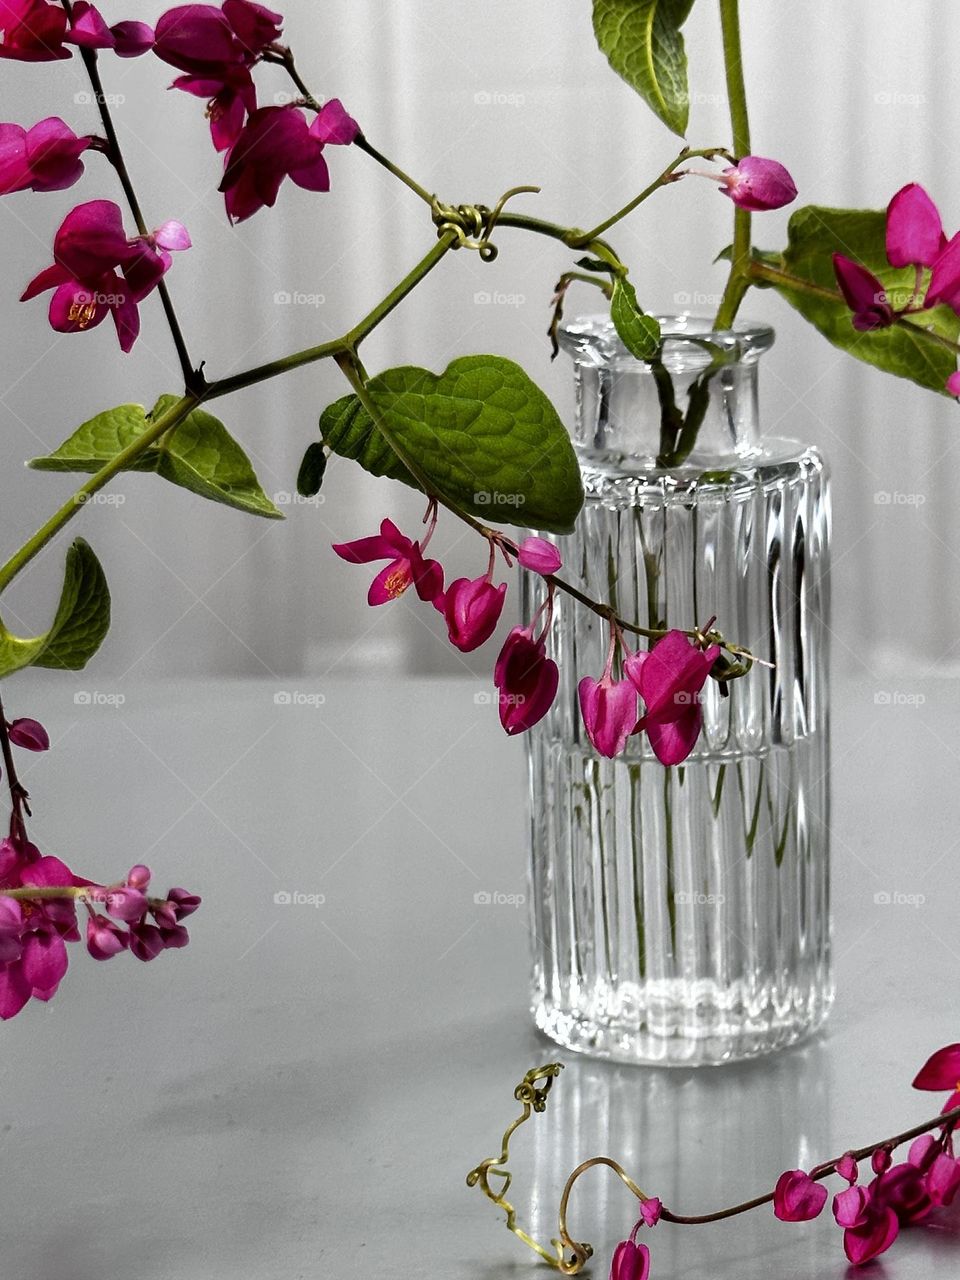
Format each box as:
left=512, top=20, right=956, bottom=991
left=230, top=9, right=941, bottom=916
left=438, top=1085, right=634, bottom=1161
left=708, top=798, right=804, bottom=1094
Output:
left=0, top=0, right=957, bottom=681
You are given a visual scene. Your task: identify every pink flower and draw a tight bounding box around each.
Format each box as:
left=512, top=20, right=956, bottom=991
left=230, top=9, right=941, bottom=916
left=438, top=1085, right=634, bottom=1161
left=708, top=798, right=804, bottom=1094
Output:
left=720, top=156, right=797, bottom=211
left=773, top=1169, right=828, bottom=1222
left=947, top=371, right=960, bottom=397
left=126, top=864, right=152, bottom=891
left=578, top=630, right=638, bottom=759
left=494, top=624, right=559, bottom=735
left=886, top=183, right=946, bottom=269
left=7, top=716, right=49, bottom=750
left=639, top=1198, right=661, bottom=1228
left=221, top=0, right=281, bottom=51
left=86, top=913, right=128, bottom=960
left=443, top=576, right=507, bottom=652
left=21, top=200, right=190, bottom=352
left=609, top=1239, right=650, bottom=1280
left=913, top=1042, right=960, bottom=1098
left=333, top=517, right=444, bottom=607
left=832, top=254, right=894, bottom=331
left=0, top=117, right=92, bottom=195
left=167, top=887, right=202, bottom=918
left=219, top=100, right=358, bottom=221
left=517, top=536, right=562, bottom=576
left=110, top=21, right=155, bottom=57
left=0, top=0, right=70, bottom=61
left=836, top=1193, right=899, bottom=1266
left=926, top=1152, right=960, bottom=1207
left=0, top=897, right=24, bottom=963
left=0, top=842, right=82, bottom=1020
left=625, top=631, right=720, bottom=766
left=837, top=1152, right=859, bottom=1184
left=101, top=887, right=148, bottom=923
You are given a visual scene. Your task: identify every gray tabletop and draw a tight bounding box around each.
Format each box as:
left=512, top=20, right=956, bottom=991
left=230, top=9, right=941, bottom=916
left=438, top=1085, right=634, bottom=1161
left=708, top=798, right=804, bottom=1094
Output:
left=1, top=672, right=957, bottom=1279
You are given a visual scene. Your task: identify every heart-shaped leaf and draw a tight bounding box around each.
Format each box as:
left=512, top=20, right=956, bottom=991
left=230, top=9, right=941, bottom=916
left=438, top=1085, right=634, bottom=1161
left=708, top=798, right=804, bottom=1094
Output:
left=0, top=539, right=110, bottom=678
left=321, top=356, right=584, bottom=534
left=30, top=397, right=282, bottom=519
left=592, top=0, right=695, bottom=136
left=611, top=277, right=661, bottom=359
left=762, top=205, right=960, bottom=395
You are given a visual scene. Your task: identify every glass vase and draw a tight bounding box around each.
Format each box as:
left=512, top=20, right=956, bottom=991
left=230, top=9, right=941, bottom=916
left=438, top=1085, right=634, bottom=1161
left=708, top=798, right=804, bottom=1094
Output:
left=523, top=315, right=831, bottom=1066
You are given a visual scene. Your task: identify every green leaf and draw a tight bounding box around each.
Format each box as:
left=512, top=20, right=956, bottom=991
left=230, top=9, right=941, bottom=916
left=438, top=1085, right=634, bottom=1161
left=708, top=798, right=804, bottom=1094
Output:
left=0, top=539, right=110, bottom=678
left=592, top=0, right=695, bottom=136
left=763, top=205, right=960, bottom=395
left=296, top=442, right=327, bottom=497
left=321, top=356, right=584, bottom=534
left=30, top=397, right=282, bottom=519
left=611, top=277, right=661, bottom=359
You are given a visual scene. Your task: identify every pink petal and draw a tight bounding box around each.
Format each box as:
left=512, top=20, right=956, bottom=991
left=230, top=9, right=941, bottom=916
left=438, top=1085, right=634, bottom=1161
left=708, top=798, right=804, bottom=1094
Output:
left=443, top=577, right=506, bottom=651
left=0, top=121, right=28, bottom=193
left=913, top=1043, right=960, bottom=1090
left=368, top=558, right=412, bottom=605
left=20, top=261, right=70, bottom=301
left=843, top=1207, right=899, bottom=1266
left=153, top=5, right=241, bottom=73
left=110, top=20, right=154, bottom=57
left=908, top=1135, right=938, bottom=1170
left=639, top=1197, right=661, bottom=1227
left=610, top=1239, right=650, bottom=1280
left=644, top=706, right=703, bottom=765
left=833, top=1185, right=871, bottom=1229
left=773, top=1169, right=828, bottom=1222
left=7, top=717, right=49, bottom=750
left=65, top=2, right=115, bottom=48
left=926, top=1153, right=960, bottom=1207
left=625, top=631, right=713, bottom=723
left=578, top=676, right=638, bottom=758
left=48, top=279, right=110, bottom=335
left=221, top=0, right=282, bottom=52
left=948, top=371, right=960, bottom=398
left=54, top=199, right=129, bottom=279
left=289, top=151, right=330, bottom=193
left=21, top=930, right=68, bottom=992
left=102, top=887, right=147, bottom=922
left=309, top=99, right=359, bottom=146
left=928, top=231, right=960, bottom=313
left=886, top=183, right=944, bottom=269
left=152, top=220, right=191, bottom=252
left=0, top=961, right=31, bottom=1019
left=832, top=254, right=894, bottom=330
left=110, top=287, right=140, bottom=353
left=517, top=536, right=562, bottom=576
left=837, top=1153, right=859, bottom=1184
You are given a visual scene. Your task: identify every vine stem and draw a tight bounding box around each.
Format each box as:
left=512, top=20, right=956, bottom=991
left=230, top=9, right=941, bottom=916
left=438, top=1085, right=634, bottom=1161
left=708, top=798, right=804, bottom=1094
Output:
left=714, top=0, right=752, bottom=330
left=60, top=0, right=197, bottom=389
left=0, top=694, right=31, bottom=839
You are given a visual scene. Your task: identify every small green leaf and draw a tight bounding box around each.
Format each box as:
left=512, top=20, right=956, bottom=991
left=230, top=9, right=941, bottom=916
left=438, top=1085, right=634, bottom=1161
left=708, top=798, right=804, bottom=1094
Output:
left=763, top=205, right=960, bottom=395
left=30, top=397, right=282, bottom=519
left=321, top=356, right=584, bottom=534
left=296, top=442, right=327, bottom=497
left=592, top=0, right=695, bottom=136
left=611, top=277, right=661, bottom=359
left=0, top=539, right=110, bottom=678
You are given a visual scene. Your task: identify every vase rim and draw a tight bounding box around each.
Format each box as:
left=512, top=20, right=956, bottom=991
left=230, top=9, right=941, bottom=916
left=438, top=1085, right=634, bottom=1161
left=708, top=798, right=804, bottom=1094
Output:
left=558, top=313, right=775, bottom=368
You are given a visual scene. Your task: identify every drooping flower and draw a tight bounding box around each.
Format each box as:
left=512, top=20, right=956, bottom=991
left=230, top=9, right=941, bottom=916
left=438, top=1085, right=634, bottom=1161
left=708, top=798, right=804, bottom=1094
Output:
left=7, top=716, right=49, bottom=750
left=0, top=0, right=70, bottom=61
left=773, top=1169, right=828, bottom=1222
left=443, top=576, right=507, bottom=652
left=832, top=254, right=895, bottom=331
left=719, top=156, right=797, bottom=211
left=834, top=1186, right=900, bottom=1266
left=332, top=516, right=444, bottom=608
left=625, top=630, right=720, bottom=766
left=609, top=1239, right=650, bottom=1280
left=219, top=100, right=358, bottom=221
left=0, top=117, right=92, bottom=195
left=578, top=629, right=638, bottom=759
left=0, top=841, right=82, bottom=1020
left=20, top=200, right=190, bottom=352
left=494, top=624, right=559, bottom=735
left=86, top=913, right=128, bottom=960
left=517, top=536, right=562, bottom=576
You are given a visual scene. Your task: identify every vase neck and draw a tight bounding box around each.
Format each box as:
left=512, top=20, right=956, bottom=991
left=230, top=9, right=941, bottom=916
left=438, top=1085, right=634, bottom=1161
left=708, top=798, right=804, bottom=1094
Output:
left=559, top=315, right=774, bottom=471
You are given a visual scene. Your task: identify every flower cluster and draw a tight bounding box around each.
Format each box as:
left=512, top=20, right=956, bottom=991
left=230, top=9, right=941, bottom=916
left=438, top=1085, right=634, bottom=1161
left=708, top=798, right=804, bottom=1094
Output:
left=606, top=1042, right=960, bottom=1277
left=0, top=1, right=153, bottom=62
left=0, top=711, right=199, bottom=1019
left=833, top=183, right=960, bottom=392
left=334, top=512, right=723, bottom=765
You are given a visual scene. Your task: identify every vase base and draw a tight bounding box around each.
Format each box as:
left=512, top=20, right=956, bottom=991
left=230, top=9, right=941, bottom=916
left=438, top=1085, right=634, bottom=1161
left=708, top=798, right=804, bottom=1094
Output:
left=532, top=988, right=834, bottom=1067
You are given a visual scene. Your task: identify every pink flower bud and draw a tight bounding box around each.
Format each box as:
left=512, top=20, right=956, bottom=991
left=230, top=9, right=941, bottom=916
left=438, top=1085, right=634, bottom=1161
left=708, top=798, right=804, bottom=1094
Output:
left=167, top=888, right=201, bottom=919
left=578, top=674, right=638, bottom=759
left=872, top=1146, right=892, bottom=1175
left=126, top=864, right=152, bottom=891
left=639, top=1197, right=661, bottom=1228
left=836, top=1152, right=859, bottom=1184
left=609, top=1239, right=650, bottom=1280
left=129, top=922, right=165, bottom=962
left=494, top=625, right=559, bottom=735
left=720, top=156, right=797, bottom=211
left=517, top=536, right=562, bottom=576
left=443, top=576, right=507, bottom=652
left=103, top=887, right=147, bottom=923
left=86, top=913, right=128, bottom=961
left=772, top=1169, right=828, bottom=1222
left=7, top=717, right=49, bottom=751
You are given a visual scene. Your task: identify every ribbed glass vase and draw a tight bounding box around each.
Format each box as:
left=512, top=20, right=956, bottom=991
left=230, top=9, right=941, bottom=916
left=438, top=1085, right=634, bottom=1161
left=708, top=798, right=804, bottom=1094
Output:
left=523, top=315, right=832, bottom=1066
